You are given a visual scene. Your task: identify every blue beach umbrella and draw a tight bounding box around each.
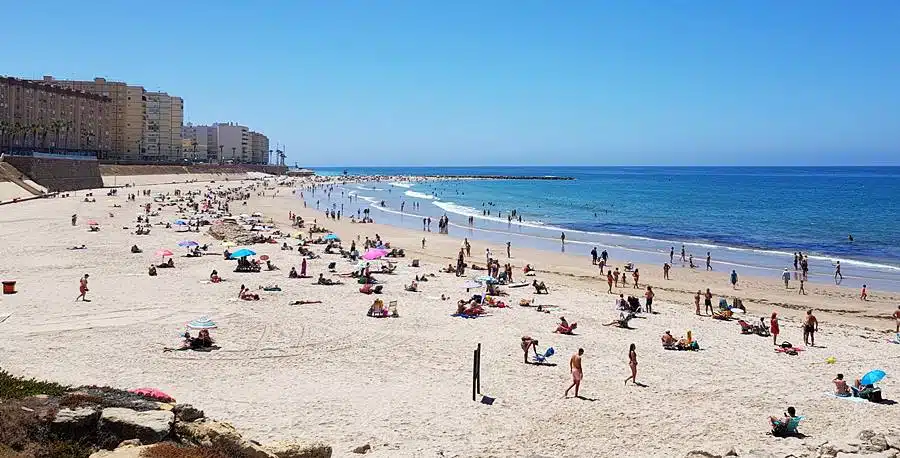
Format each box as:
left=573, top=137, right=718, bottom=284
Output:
left=323, top=233, right=340, bottom=241
left=174, top=220, right=189, bottom=226
left=860, top=369, right=886, bottom=386
left=229, top=248, right=256, bottom=259
left=177, top=240, right=199, bottom=247
left=187, top=317, right=217, bottom=330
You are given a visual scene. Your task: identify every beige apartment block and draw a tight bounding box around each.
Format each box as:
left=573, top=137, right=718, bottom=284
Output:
left=145, top=92, right=183, bottom=161
left=182, top=123, right=212, bottom=162
left=0, top=76, right=112, bottom=155
left=36, top=76, right=145, bottom=160
left=249, top=130, right=270, bottom=164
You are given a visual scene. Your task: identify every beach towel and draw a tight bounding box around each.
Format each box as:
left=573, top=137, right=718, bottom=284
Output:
left=825, top=392, right=867, bottom=402
left=451, top=313, right=483, bottom=319
left=775, top=347, right=805, bottom=355
left=128, top=388, right=175, bottom=403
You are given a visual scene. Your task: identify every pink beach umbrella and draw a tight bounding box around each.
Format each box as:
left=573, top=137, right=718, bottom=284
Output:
left=86, top=220, right=99, bottom=226
left=155, top=249, right=174, bottom=260
left=362, top=249, right=388, bottom=261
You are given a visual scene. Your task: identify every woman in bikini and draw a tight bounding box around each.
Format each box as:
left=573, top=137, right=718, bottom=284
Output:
left=625, top=343, right=638, bottom=385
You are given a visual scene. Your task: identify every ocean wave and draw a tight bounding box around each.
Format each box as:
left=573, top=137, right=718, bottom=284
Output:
left=405, top=190, right=437, bottom=200
left=390, top=182, right=413, bottom=188
left=354, top=185, right=384, bottom=191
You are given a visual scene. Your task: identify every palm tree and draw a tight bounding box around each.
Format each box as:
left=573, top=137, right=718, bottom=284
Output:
left=0, top=120, right=9, bottom=153
left=51, top=120, right=65, bottom=151
left=12, top=122, right=24, bottom=150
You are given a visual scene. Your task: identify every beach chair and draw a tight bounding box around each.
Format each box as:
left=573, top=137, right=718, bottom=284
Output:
left=772, top=416, right=804, bottom=437
left=737, top=320, right=755, bottom=334
left=388, top=300, right=399, bottom=317
left=533, top=347, right=555, bottom=364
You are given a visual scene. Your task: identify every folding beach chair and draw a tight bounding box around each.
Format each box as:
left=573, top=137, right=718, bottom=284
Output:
left=388, top=300, right=399, bottom=317
left=534, top=347, right=555, bottom=364
left=772, top=416, right=804, bottom=437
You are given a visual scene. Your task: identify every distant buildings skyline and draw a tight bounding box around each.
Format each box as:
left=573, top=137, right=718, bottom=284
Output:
left=0, top=75, right=272, bottom=164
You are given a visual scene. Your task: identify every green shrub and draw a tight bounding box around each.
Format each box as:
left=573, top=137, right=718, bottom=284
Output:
left=0, top=369, right=68, bottom=400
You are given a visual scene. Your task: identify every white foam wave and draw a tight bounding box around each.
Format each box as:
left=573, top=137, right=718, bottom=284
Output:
left=405, top=190, right=436, bottom=200
left=354, top=185, right=384, bottom=191
left=390, top=182, right=413, bottom=188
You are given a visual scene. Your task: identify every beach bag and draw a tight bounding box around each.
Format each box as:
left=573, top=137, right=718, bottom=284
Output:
left=780, top=342, right=792, bottom=349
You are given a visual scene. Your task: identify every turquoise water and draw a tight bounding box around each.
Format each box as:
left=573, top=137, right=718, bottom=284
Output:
left=307, top=166, right=900, bottom=291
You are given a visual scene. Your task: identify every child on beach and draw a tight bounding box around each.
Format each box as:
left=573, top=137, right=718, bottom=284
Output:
left=75, top=274, right=90, bottom=302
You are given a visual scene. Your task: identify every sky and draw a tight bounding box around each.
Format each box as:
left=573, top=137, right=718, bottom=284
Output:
left=1, top=0, right=898, bottom=166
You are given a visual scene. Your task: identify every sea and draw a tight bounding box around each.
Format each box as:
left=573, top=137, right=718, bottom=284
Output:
left=302, top=166, right=900, bottom=292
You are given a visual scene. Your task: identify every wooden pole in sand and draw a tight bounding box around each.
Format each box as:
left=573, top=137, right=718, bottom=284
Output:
left=476, top=343, right=481, bottom=395
left=472, top=347, right=477, bottom=401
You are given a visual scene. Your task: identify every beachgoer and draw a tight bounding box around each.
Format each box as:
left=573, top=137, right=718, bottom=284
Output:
left=730, top=270, right=738, bottom=289
left=680, top=244, right=686, bottom=262
left=632, top=269, right=640, bottom=288
left=613, top=268, right=620, bottom=287
left=770, top=407, right=797, bottom=433
left=661, top=331, right=677, bottom=348
left=694, top=290, right=701, bottom=315
left=834, top=374, right=851, bottom=397
left=607, top=271, right=614, bottom=294
left=704, top=289, right=713, bottom=315
left=706, top=252, right=712, bottom=271
left=421, top=238, right=426, bottom=249
left=663, top=262, right=670, bottom=280
left=75, top=274, right=90, bottom=302
left=860, top=284, right=867, bottom=301
left=148, top=265, right=157, bottom=276
left=624, top=343, right=638, bottom=385
left=521, top=336, right=539, bottom=363
left=644, top=286, right=654, bottom=314
left=564, top=348, right=584, bottom=398
left=794, top=252, right=799, bottom=270
left=894, top=306, right=900, bottom=332
left=591, top=247, right=598, bottom=265
left=803, top=309, right=818, bottom=346
left=834, top=261, right=842, bottom=282
left=770, top=312, right=780, bottom=345
left=782, top=268, right=791, bottom=288
left=506, top=241, right=511, bottom=258
left=798, top=273, right=807, bottom=295
left=670, top=247, right=674, bottom=264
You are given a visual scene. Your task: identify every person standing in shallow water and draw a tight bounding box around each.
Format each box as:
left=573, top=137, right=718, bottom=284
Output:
left=706, top=252, right=712, bottom=271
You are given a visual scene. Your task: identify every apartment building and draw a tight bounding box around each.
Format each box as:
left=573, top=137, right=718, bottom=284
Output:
left=182, top=123, right=211, bottom=161
left=0, top=76, right=112, bottom=155
left=35, top=76, right=185, bottom=162
left=36, top=76, right=143, bottom=160
left=210, top=123, right=250, bottom=163
left=145, top=92, right=183, bottom=161
left=249, top=131, right=270, bottom=164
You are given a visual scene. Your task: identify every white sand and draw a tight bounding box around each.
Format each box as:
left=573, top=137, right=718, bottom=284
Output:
left=101, top=173, right=249, bottom=187
left=1, top=177, right=898, bottom=457
left=0, top=182, right=35, bottom=202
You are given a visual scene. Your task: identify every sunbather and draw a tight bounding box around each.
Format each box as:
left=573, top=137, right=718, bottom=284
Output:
left=603, top=312, right=635, bottom=328
left=266, top=260, right=279, bottom=271
left=157, top=258, right=175, bottom=268
left=661, top=331, right=677, bottom=349
left=405, top=280, right=418, bottom=292
left=68, top=244, right=87, bottom=250
left=555, top=316, right=577, bottom=334
left=533, top=280, right=549, bottom=294
left=239, top=284, right=260, bottom=300
left=368, top=298, right=388, bottom=317
left=148, top=265, right=157, bottom=276
left=210, top=270, right=221, bottom=283
left=130, top=244, right=142, bottom=253
left=289, top=267, right=299, bottom=278
left=316, top=274, right=341, bottom=285
left=770, top=407, right=799, bottom=436
left=833, top=373, right=851, bottom=397
left=289, top=300, right=322, bottom=305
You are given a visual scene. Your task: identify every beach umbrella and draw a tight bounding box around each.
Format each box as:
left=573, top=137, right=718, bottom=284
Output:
left=222, top=241, right=236, bottom=247
left=229, top=248, right=256, bottom=259
left=259, top=255, right=270, bottom=261
left=860, top=369, right=886, bottom=386
left=174, top=220, right=188, bottom=226
left=177, top=240, right=198, bottom=248
left=155, top=249, right=174, bottom=259
left=323, top=233, right=340, bottom=241
left=363, top=249, right=387, bottom=260
left=86, top=220, right=99, bottom=226
left=476, top=275, right=499, bottom=284
left=187, top=317, right=217, bottom=330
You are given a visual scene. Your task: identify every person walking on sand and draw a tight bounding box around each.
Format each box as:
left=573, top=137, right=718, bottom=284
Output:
left=465, top=238, right=471, bottom=257
left=834, top=261, right=843, bottom=282
left=798, top=272, right=807, bottom=295
left=607, top=271, right=614, bottom=294
left=421, top=238, right=426, bottom=249
left=730, top=270, right=739, bottom=289
left=706, top=252, right=712, bottom=271
left=782, top=268, right=791, bottom=288
left=803, top=309, right=818, bottom=346
left=564, top=348, right=584, bottom=398
left=624, top=344, right=638, bottom=385
left=506, top=241, right=511, bottom=258
left=680, top=244, right=686, bottom=262
left=71, top=214, right=77, bottom=226
left=860, top=284, right=867, bottom=301
left=770, top=312, right=780, bottom=345
left=694, top=290, right=701, bottom=315
left=613, top=268, right=620, bottom=287
left=663, top=262, right=671, bottom=280
left=75, top=274, right=90, bottom=302
left=670, top=247, right=675, bottom=264
left=893, top=305, right=900, bottom=332
left=704, top=288, right=714, bottom=315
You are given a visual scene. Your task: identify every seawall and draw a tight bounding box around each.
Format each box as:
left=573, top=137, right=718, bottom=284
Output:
left=2, top=155, right=102, bottom=192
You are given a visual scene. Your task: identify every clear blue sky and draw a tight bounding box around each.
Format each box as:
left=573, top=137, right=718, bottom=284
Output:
left=2, top=0, right=898, bottom=166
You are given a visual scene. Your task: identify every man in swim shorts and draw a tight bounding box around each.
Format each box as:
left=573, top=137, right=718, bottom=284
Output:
left=803, top=309, right=818, bottom=346
left=565, top=348, right=584, bottom=398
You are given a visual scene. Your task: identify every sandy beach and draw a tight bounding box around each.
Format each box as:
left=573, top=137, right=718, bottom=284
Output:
left=1, top=176, right=899, bottom=457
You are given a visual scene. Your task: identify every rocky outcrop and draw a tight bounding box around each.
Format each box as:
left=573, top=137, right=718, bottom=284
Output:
left=51, top=407, right=100, bottom=439
left=173, top=403, right=204, bottom=422
left=266, top=440, right=333, bottom=458
left=99, top=407, right=174, bottom=445
left=175, top=418, right=276, bottom=458
left=88, top=443, right=153, bottom=458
